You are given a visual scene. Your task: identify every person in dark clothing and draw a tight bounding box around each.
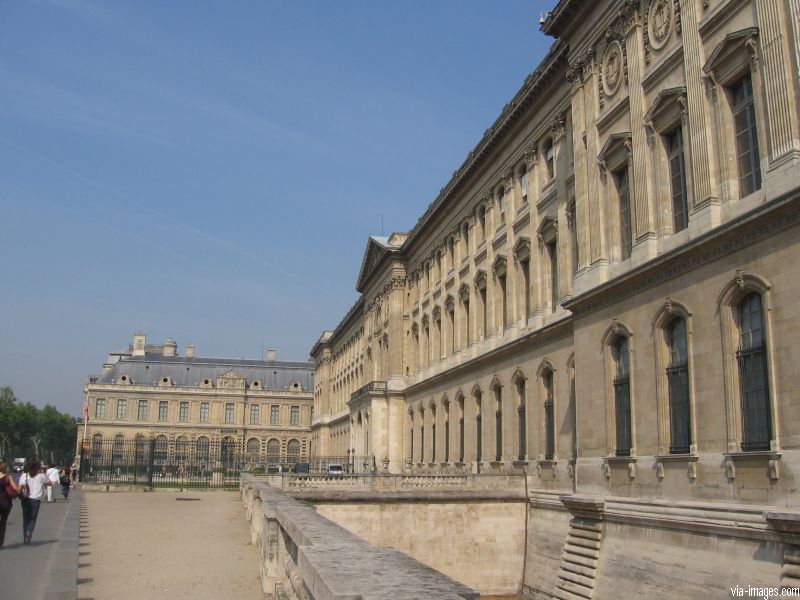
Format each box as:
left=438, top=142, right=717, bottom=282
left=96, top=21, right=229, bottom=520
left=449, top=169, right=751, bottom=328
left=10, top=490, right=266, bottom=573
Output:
left=0, top=461, right=20, bottom=548
left=60, top=466, right=71, bottom=498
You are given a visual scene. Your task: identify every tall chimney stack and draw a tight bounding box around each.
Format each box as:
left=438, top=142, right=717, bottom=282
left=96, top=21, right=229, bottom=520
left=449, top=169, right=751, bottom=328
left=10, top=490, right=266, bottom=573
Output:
left=185, top=344, right=195, bottom=358
left=163, top=338, right=177, bottom=357
left=266, top=348, right=277, bottom=362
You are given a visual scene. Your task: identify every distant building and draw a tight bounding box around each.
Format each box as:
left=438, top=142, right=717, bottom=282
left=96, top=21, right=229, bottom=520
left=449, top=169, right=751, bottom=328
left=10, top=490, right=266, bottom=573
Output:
left=80, top=332, right=314, bottom=467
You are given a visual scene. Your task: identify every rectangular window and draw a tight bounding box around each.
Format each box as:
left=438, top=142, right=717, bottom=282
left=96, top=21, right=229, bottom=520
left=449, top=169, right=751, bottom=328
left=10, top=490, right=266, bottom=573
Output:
left=479, top=287, right=488, bottom=340
left=250, top=404, right=260, bottom=425
left=448, top=308, right=456, bottom=353
left=498, top=188, right=505, bottom=215
left=738, top=293, right=771, bottom=451
left=476, top=408, right=483, bottom=462
left=495, top=389, right=503, bottom=462
left=520, top=169, right=528, bottom=203
left=290, top=406, right=300, bottom=426
left=95, top=398, right=106, bottom=419
left=732, top=75, right=762, bottom=197
left=199, top=402, right=209, bottom=423
left=521, top=259, right=530, bottom=324
left=667, top=319, right=691, bottom=454
left=547, top=242, right=559, bottom=312
left=569, top=204, right=579, bottom=275
left=224, top=403, right=235, bottom=424
left=667, top=128, right=689, bottom=232
left=464, top=299, right=471, bottom=345
left=116, top=399, right=127, bottom=420
left=499, top=274, right=507, bottom=330
left=617, top=167, right=632, bottom=260
left=270, top=405, right=280, bottom=425
left=614, top=339, right=632, bottom=457
left=138, top=399, right=148, bottom=421
left=158, top=401, right=168, bottom=421
left=544, top=373, right=555, bottom=460
left=179, top=401, right=189, bottom=422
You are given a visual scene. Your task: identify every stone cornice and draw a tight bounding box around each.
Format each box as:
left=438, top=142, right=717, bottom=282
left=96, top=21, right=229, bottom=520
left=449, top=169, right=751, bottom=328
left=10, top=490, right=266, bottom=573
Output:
left=564, top=191, right=800, bottom=317
left=400, top=41, right=569, bottom=258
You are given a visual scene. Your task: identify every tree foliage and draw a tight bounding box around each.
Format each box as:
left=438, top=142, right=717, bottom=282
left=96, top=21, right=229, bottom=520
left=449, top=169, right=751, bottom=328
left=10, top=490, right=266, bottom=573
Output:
left=0, top=386, right=77, bottom=464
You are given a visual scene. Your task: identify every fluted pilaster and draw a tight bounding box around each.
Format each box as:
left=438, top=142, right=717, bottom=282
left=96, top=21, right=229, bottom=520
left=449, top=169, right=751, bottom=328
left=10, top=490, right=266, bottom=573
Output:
left=756, top=0, right=800, bottom=163
left=681, top=0, right=718, bottom=207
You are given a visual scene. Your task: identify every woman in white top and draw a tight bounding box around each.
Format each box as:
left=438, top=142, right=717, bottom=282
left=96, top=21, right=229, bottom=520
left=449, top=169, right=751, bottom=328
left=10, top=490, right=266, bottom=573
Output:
left=18, top=459, right=51, bottom=545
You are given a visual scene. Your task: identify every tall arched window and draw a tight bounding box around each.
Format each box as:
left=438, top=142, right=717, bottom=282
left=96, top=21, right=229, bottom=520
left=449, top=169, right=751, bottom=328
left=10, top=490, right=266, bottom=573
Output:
left=287, top=439, right=301, bottom=462
left=444, top=400, right=450, bottom=463
left=154, top=435, right=168, bottom=461
left=246, top=437, right=260, bottom=456
left=667, top=318, right=691, bottom=454
left=475, top=390, right=483, bottom=462
left=543, top=370, right=555, bottom=460
left=738, top=293, right=771, bottom=451
left=457, top=393, right=465, bottom=463
left=113, top=434, right=125, bottom=459
left=614, top=337, right=632, bottom=456
left=196, top=436, right=210, bottom=460
left=175, top=436, right=189, bottom=461
left=515, top=377, right=527, bottom=460
left=493, top=382, right=503, bottom=462
left=431, top=405, right=437, bottom=462
left=267, top=438, right=281, bottom=463
left=91, top=433, right=103, bottom=458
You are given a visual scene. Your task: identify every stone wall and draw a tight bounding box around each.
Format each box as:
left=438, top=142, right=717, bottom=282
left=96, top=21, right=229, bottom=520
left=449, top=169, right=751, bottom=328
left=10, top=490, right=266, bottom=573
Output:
left=315, top=498, right=526, bottom=596
left=240, top=475, right=479, bottom=600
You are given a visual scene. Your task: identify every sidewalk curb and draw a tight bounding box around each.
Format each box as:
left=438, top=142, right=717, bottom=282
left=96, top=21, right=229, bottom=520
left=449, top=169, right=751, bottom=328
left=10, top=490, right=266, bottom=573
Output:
left=43, top=487, right=82, bottom=600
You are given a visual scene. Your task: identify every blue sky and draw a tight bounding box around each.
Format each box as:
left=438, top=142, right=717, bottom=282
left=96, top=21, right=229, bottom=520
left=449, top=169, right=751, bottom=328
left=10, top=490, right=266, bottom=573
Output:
left=0, top=1, right=555, bottom=415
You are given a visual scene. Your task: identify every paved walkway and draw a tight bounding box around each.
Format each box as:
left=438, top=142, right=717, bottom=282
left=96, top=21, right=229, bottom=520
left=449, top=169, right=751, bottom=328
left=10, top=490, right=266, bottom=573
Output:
left=0, top=488, right=78, bottom=599
left=78, top=491, right=263, bottom=600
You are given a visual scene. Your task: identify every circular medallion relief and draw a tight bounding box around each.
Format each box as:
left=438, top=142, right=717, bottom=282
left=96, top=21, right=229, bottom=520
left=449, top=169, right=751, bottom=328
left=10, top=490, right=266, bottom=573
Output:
left=648, top=0, right=673, bottom=50
left=602, top=41, right=623, bottom=97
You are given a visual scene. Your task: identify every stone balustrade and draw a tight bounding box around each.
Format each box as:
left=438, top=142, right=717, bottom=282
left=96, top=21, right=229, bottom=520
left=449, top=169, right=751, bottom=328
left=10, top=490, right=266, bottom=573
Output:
left=241, top=474, right=479, bottom=600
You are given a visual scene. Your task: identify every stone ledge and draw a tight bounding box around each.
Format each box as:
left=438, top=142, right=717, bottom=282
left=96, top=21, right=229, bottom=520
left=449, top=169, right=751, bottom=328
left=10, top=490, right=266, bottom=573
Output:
left=242, top=476, right=480, bottom=599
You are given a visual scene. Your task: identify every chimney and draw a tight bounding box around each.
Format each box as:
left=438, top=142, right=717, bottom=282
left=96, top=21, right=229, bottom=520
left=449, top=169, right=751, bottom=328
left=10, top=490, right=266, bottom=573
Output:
left=163, top=338, right=177, bottom=357
left=133, top=332, right=146, bottom=356
left=266, top=348, right=277, bottom=362
left=185, top=344, right=195, bottom=358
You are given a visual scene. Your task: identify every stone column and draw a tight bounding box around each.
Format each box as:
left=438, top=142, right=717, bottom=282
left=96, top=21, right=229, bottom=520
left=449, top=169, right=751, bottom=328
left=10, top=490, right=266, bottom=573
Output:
left=755, top=0, right=800, bottom=164
left=624, top=10, right=656, bottom=241
left=681, top=0, right=719, bottom=207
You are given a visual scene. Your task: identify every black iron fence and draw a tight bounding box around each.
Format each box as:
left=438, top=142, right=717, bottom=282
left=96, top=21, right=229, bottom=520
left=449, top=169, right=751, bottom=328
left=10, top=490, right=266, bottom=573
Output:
left=79, top=437, right=244, bottom=489
left=78, top=438, right=377, bottom=488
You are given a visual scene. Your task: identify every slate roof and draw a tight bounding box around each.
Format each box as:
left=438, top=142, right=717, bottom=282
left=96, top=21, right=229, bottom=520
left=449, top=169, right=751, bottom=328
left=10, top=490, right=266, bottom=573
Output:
left=94, top=352, right=314, bottom=391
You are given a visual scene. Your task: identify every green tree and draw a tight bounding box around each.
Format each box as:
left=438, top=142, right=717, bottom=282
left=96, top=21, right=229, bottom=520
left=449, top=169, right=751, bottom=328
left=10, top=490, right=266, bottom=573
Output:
left=0, top=387, right=77, bottom=464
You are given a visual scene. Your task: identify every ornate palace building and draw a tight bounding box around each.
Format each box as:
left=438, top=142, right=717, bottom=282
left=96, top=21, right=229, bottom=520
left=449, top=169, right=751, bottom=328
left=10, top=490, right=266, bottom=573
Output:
left=82, top=333, right=314, bottom=467
left=311, top=0, right=800, bottom=596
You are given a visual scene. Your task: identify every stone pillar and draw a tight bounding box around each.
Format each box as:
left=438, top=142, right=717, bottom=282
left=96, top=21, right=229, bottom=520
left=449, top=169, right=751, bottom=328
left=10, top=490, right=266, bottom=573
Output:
left=681, top=0, right=719, bottom=207
left=624, top=11, right=656, bottom=242
left=755, top=0, right=800, bottom=165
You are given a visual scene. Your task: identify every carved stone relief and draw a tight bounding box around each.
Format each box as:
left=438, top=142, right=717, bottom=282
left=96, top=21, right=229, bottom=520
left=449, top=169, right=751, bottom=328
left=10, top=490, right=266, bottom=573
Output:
left=602, top=41, right=624, bottom=97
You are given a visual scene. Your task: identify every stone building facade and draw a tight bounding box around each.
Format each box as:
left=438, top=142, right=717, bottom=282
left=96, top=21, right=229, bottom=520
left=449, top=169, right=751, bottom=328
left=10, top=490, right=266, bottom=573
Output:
left=311, top=0, right=800, bottom=596
left=81, top=333, right=314, bottom=466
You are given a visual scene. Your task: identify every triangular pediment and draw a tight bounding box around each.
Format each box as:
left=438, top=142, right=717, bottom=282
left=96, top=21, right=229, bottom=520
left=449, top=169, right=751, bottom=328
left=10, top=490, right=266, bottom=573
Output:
left=356, top=236, right=402, bottom=293
left=703, top=28, right=759, bottom=82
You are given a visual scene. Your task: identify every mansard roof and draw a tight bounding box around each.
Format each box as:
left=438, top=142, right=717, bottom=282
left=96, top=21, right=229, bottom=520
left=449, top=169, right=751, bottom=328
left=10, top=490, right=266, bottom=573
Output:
left=93, top=353, right=314, bottom=391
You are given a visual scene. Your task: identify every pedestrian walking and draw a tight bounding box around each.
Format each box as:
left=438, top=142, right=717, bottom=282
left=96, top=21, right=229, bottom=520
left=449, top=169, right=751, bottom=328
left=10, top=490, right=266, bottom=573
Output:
left=60, top=466, right=71, bottom=499
left=0, top=462, right=20, bottom=548
left=46, top=463, right=60, bottom=502
left=18, top=459, right=51, bottom=545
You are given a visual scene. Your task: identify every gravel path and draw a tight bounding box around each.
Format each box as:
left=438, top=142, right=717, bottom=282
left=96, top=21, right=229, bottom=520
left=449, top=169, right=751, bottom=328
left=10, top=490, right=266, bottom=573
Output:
left=78, top=491, right=263, bottom=600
